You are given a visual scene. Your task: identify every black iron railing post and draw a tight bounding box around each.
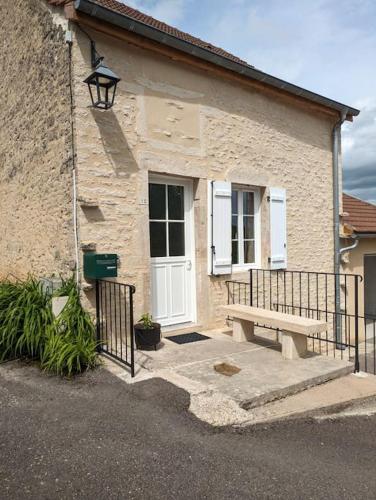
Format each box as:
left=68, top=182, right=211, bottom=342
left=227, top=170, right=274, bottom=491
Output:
left=130, top=285, right=136, bottom=378
left=95, top=279, right=101, bottom=353
left=335, top=272, right=344, bottom=350
left=250, top=270, right=253, bottom=306
left=354, top=275, right=360, bottom=372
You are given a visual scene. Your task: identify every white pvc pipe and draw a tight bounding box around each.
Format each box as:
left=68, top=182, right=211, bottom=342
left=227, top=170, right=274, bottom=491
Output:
left=73, top=167, right=80, bottom=285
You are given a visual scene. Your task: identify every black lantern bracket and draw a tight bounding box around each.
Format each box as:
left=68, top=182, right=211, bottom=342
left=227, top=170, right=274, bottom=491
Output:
left=83, top=40, right=121, bottom=110
left=90, top=41, right=104, bottom=69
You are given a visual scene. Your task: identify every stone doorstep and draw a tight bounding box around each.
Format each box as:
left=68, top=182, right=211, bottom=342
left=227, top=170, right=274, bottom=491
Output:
left=133, top=341, right=355, bottom=412
left=168, top=355, right=355, bottom=411
left=238, top=363, right=354, bottom=410
left=102, top=355, right=376, bottom=428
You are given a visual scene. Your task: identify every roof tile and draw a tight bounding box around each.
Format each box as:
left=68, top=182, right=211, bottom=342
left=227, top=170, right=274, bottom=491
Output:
left=343, top=194, right=376, bottom=233
left=82, top=0, right=253, bottom=67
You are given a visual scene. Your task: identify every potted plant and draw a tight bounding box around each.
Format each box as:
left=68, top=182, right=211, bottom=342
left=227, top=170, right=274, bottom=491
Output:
left=134, top=313, right=161, bottom=350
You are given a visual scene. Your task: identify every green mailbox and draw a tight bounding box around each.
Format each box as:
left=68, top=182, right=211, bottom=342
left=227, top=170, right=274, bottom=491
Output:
left=83, top=253, right=118, bottom=279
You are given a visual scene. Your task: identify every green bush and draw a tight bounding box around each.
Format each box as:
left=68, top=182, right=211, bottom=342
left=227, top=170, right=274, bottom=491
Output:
left=41, top=278, right=98, bottom=376
left=0, top=278, right=52, bottom=360
left=0, top=276, right=98, bottom=376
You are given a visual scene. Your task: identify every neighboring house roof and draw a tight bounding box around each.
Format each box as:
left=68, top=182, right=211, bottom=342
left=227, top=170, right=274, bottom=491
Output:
left=52, top=0, right=359, bottom=120
left=343, top=194, right=376, bottom=234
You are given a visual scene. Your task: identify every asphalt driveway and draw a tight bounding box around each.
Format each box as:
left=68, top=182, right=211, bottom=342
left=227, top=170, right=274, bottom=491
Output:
left=0, top=360, right=375, bottom=499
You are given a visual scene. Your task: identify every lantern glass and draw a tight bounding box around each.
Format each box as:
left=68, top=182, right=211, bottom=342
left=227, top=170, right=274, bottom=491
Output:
left=84, top=63, right=121, bottom=110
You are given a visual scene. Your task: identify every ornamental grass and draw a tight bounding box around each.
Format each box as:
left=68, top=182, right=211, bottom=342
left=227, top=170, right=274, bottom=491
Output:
left=0, top=276, right=98, bottom=376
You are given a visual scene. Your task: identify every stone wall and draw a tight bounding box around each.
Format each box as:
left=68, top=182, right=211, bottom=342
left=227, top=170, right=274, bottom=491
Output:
left=72, top=27, right=338, bottom=328
left=0, top=0, right=74, bottom=279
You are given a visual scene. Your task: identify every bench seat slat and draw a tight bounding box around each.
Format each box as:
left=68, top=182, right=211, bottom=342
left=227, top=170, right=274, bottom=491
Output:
left=221, top=304, right=327, bottom=336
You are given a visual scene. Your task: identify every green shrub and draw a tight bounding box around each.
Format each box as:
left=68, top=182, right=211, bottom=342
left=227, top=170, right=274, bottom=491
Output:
left=41, top=277, right=99, bottom=376
left=41, top=331, right=98, bottom=377
left=0, top=278, right=52, bottom=360
left=0, top=276, right=98, bottom=377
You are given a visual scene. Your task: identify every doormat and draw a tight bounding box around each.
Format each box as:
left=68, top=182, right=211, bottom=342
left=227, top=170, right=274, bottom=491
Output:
left=167, top=332, right=211, bottom=345
left=214, top=362, right=241, bottom=377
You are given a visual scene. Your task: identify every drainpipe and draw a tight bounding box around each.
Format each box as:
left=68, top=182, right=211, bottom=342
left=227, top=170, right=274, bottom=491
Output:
left=333, top=109, right=347, bottom=348
left=66, top=26, right=80, bottom=285
left=340, top=236, right=359, bottom=255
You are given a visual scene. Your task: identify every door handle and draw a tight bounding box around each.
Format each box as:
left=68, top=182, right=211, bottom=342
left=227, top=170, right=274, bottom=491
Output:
left=186, top=260, right=192, bottom=271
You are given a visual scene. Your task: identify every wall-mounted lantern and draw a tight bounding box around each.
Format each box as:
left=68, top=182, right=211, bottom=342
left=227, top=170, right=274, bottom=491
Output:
left=84, top=41, right=121, bottom=110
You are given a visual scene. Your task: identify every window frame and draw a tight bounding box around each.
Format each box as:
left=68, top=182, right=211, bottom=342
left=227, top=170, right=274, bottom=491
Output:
left=149, top=182, right=186, bottom=258
left=231, top=186, right=261, bottom=272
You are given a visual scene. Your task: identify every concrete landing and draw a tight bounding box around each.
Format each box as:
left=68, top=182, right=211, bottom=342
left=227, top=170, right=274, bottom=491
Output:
left=135, top=329, right=354, bottom=409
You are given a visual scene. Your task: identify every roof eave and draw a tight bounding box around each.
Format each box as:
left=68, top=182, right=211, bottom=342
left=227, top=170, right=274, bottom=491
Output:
left=355, top=232, right=376, bottom=238
left=74, top=0, right=360, bottom=120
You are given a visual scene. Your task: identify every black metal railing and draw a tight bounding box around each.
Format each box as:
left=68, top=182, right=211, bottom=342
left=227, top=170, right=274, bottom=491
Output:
left=96, top=279, right=136, bottom=377
left=226, top=269, right=364, bottom=372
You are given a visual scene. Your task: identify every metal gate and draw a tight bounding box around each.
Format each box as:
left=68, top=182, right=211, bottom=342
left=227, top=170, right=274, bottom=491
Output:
left=96, top=279, right=136, bottom=377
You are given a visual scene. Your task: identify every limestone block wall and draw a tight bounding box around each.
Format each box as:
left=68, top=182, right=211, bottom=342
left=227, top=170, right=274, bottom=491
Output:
left=0, top=0, right=74, bottom=279
left=72, top=27, right=337, bottom=327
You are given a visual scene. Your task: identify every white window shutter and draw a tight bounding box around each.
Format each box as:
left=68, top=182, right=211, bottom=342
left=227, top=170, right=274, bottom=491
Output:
left=270, top=187, right=287, bottom=270
left=208, top=181, right=232, bottom=275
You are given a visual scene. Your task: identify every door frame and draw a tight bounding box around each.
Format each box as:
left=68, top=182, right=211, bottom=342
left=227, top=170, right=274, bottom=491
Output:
left=149, top=173, right=197, bottom=328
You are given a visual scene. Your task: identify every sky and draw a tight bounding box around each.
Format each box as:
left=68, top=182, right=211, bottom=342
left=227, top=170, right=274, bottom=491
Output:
left=122, top=0, right=376, bottom=204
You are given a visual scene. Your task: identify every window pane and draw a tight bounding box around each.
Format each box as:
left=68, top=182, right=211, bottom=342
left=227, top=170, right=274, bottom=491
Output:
left=232, top=241, right=239, bottom=264
left=244, top=240, right=255, bottom=264
left=243, top=216, right=255, bottom=239
left=232, top=191, right=238, bottom=214
left=232, top=215, right=238, bottom=239
left=243, top=192, right=254, bottom=215
left=149, top=184, right=166, bottom=220
left=168, top=185, right=184, bottom=220
left=169, top=222, right=185, bottom=256
left=150, top=222, right=167, bottom=257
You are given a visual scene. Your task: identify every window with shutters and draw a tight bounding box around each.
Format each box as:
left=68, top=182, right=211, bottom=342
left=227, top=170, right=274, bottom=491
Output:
left=231, top=188, right=261, bottom=268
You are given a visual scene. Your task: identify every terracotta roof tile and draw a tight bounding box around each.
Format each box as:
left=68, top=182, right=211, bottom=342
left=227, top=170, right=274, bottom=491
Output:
left=81, top=0, right=252, bottom=67
left=343, top=193, right=376, bottom=234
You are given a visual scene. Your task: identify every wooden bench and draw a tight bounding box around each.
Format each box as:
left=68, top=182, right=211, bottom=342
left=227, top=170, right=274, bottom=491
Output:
left=221, top=304, right=327, bottom=360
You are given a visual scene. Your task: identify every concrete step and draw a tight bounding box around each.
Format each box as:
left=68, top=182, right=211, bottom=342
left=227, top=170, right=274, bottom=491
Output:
left=247, top=372, right=376, bottom=424
left=239, top=362, right=354, bottom=410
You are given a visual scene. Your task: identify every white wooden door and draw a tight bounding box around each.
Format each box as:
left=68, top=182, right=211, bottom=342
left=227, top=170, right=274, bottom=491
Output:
left=149, top=177, right=195, bottom=327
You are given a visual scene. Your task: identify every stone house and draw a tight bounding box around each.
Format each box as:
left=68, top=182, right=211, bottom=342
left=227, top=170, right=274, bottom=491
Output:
left=0, top=0, right=359, bottom=331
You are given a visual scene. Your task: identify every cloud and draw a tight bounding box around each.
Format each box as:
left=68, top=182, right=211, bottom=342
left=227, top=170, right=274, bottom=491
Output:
left=118, top=0, right=376, bottom=202
left=119, top=0, right=188, bottom=25
left=343, top=99, right=376, bottom=203
left=198, top=0, right=376, bottom=103
left=194, top=0, right=376, bottom=205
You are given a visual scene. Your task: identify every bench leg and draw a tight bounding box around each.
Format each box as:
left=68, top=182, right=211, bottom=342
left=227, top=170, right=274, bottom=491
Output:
left=232, top=319, right=254, bottom=342
left=282, top=331, right=307, bottom=360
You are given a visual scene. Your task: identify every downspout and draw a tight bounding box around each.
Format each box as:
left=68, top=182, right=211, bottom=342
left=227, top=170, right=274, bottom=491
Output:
left=66, top=27, right=80, bottom=286
left=340, top=236, right=359, bottom=255
left=333, top=109, right=347, bottom=348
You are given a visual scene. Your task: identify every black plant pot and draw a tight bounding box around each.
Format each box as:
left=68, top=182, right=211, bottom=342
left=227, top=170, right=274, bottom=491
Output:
left=134, top=322, right=161, bottom=350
